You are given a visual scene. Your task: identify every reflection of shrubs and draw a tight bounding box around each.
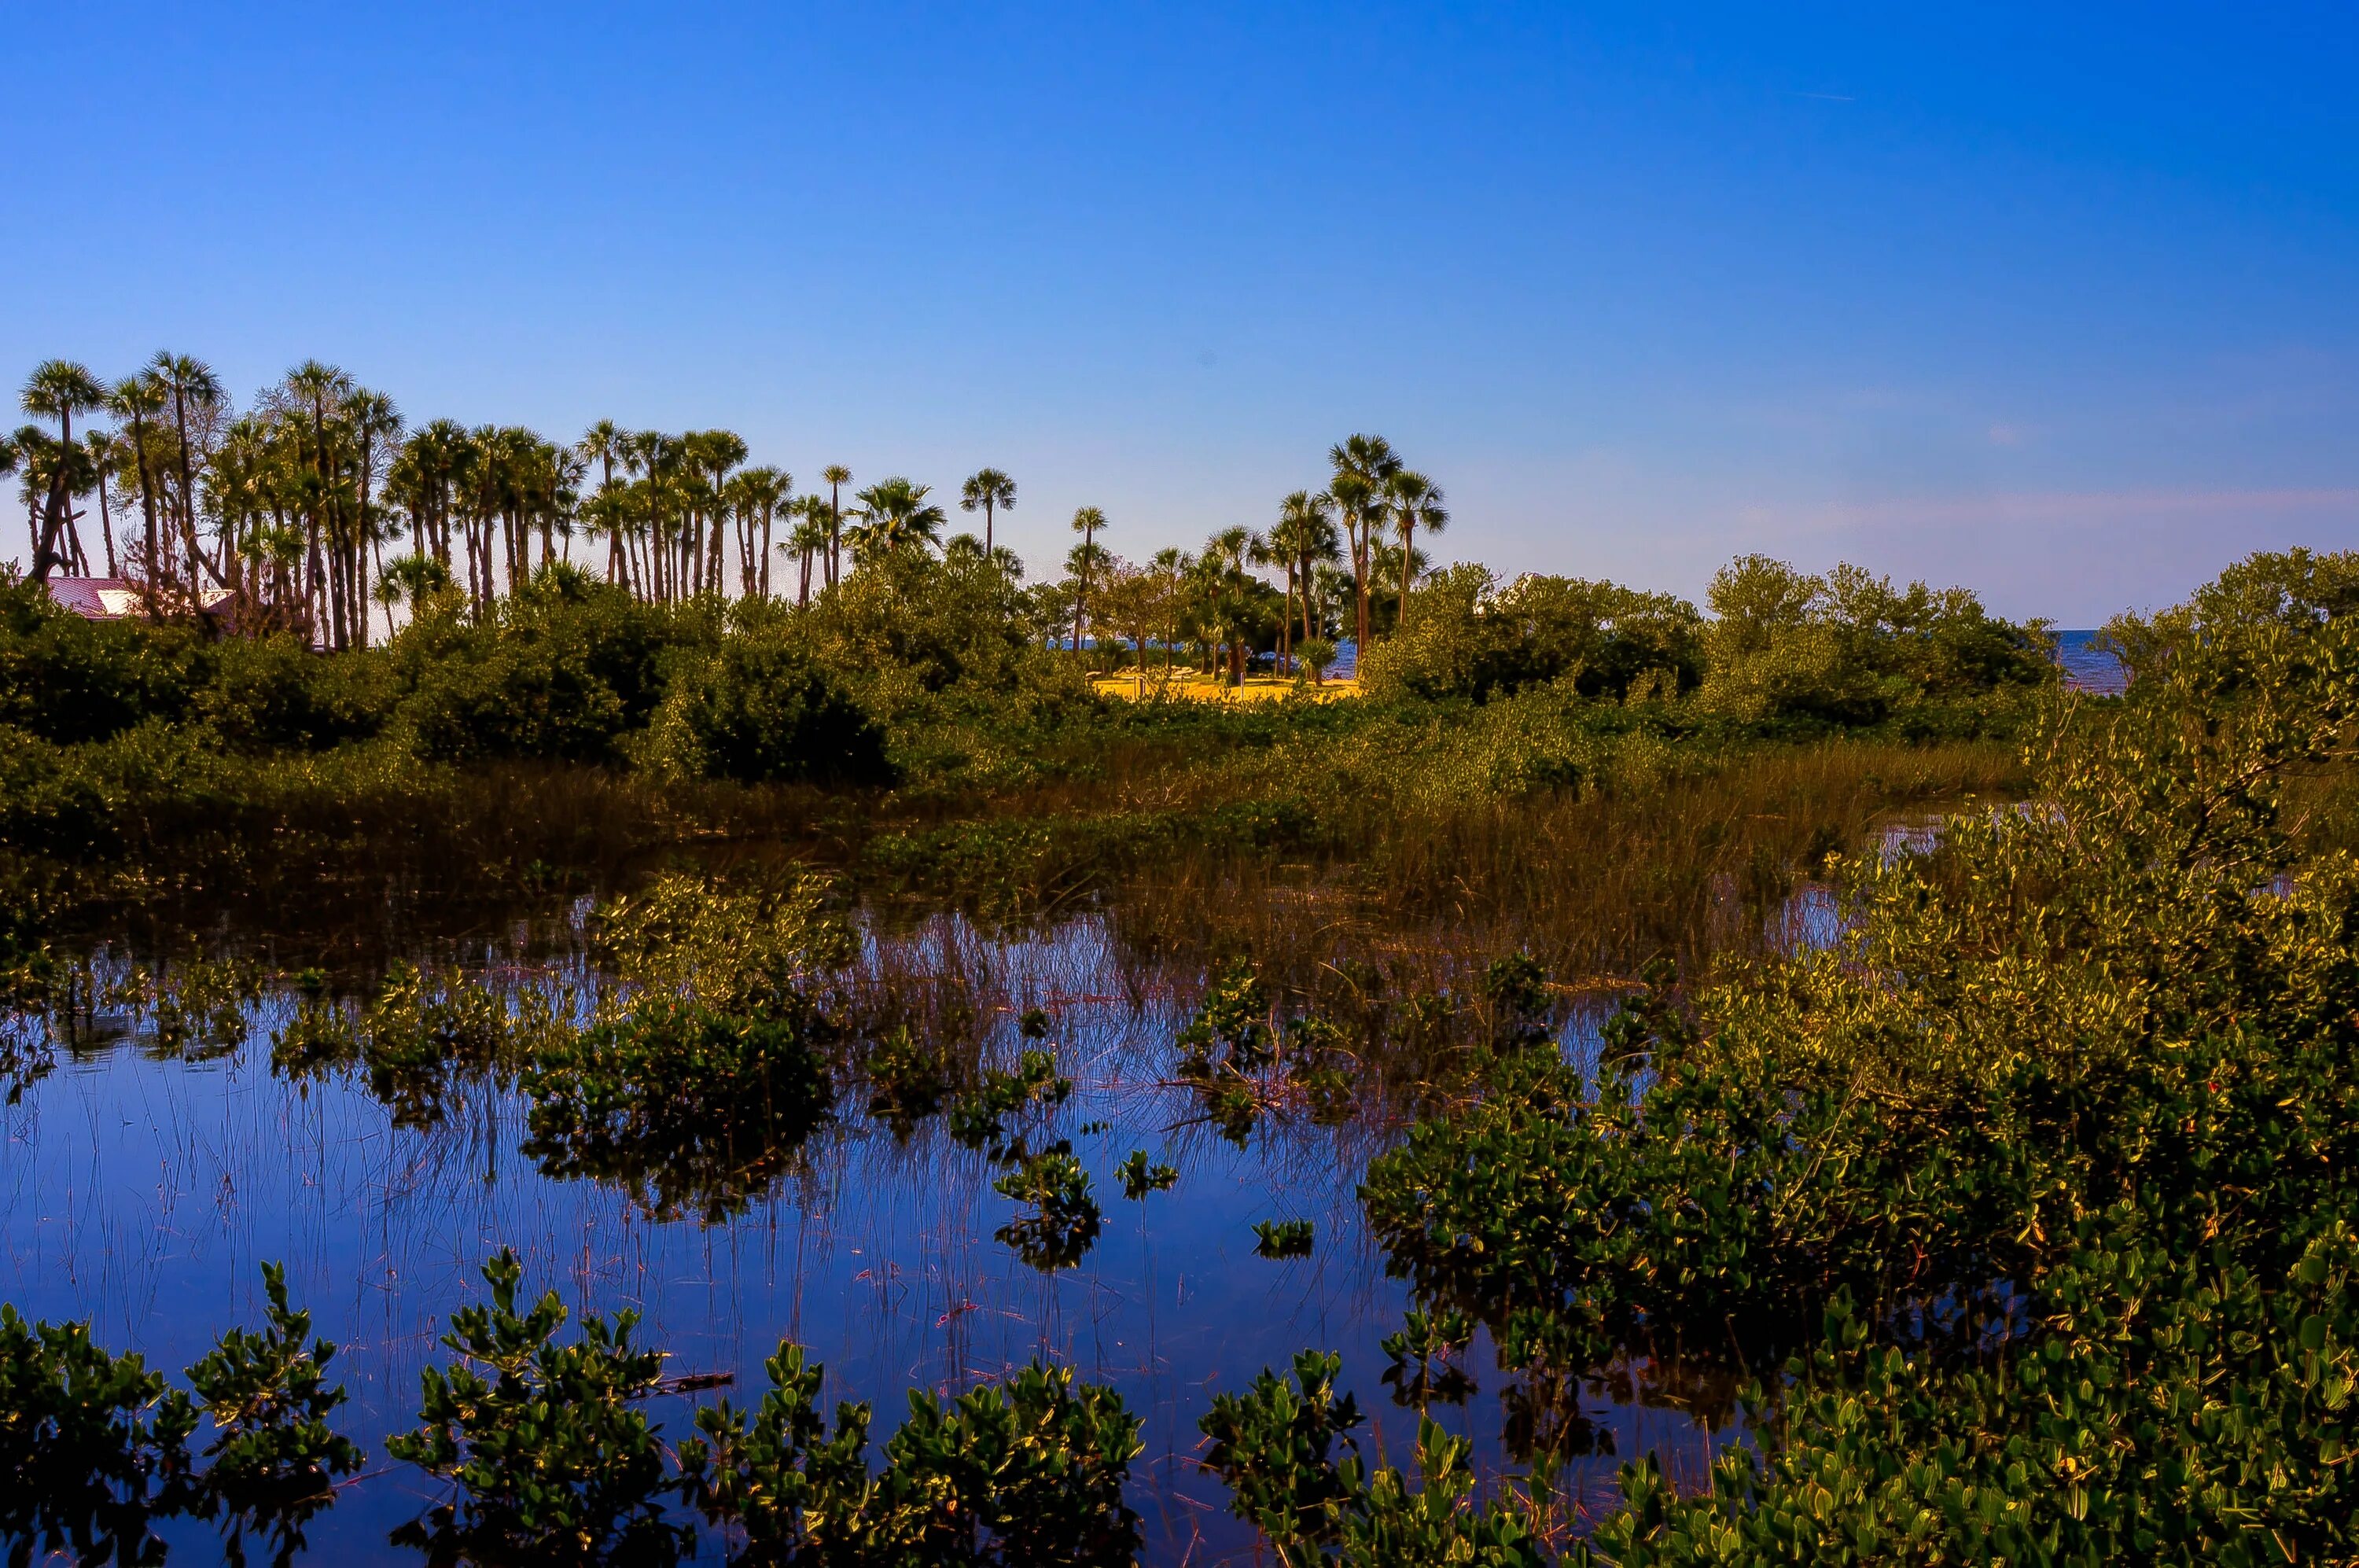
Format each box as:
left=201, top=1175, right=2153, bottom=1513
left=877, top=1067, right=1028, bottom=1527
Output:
left=864, top=1024, right=954, bottom=1131
left=639, top=636, right=892, bottom=786
left=360, top=963, right=551, bottom=1128
left=1253, top=1220, right=1315, bottom=1259
left=992, top=1149, right=1103, bottom=1271
left=0, top=1305, right=197, bottom=1566
left=946, top=1047, right=1072, bottom=1159
left=524, top=995, right=834, bottom=1222
left=1117, top=1150, right=1178, bottom=1200
left=186, top=1263, right=366, bottom=1567
left=388, top=1249, right=690, bottom=1565
left=689, top=1343, right=1143, bottom=1565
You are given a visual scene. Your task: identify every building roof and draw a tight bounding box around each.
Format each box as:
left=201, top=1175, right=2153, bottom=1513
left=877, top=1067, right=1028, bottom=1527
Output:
left=44, top=577, right=234, bottom=620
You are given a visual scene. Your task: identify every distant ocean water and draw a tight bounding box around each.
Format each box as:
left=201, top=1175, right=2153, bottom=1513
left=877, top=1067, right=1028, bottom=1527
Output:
left=2054, top=629, right=2129, bottom=695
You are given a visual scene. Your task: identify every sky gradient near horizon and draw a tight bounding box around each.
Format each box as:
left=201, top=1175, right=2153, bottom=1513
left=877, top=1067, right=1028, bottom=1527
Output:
left=6, top=2, right=2355, bottom=624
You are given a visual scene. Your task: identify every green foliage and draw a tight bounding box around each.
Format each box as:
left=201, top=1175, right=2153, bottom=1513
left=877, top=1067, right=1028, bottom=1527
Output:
left=1116, top=1149, right=1177, bottom=1200
left=195, top=635, right=392, bottom=753
left=0, top=569, right=202, bottom=744
left=864, top=1023, right=954, bottom=1130
left=184, top=1262, right=366, bottom=1568
left=591, top=872, right=853, bottom=1020
left=0, top=1302, right=197, bottom=1568
left=1360, top=565, right=1705, bottom=705
left=524, top=994, right=835, bottom=1222
left=1255, top=1219, right=1316, bottom=1259
left=1199, top=1350, right=1366, bottom=1562
left=639, top=632, right=892, bottom=786
left=992, top=1148, right=1103, bottom=1269
left=687, top=1343, right=1144, bottom=1566
left=360, top=961, right=557, bottom=1127
left=387, top=1248, right=690, bottom=1566
left=944, top=1047, right=1072, bottom=1159
left=395, top=573, right=675, bottom=764
left=1380, top=1309, right=1478, bottom=1408
left=1698, top=556, right=2052, bottom=731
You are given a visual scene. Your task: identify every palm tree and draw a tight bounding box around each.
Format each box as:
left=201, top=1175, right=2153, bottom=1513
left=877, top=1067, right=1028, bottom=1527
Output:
left=1384, top=470, right=1447, bottom=633
left=1266, top=490, right=1338, bottom=672
left=1328, top=433, right=1401, bottom=653
left=786, top=499, right=831, bottom=608
left=848, top=477, right=947, bottom=559
left=1068, top=506, right=1108, bottom=664
left=822, top=465, right=852, bottom=588
left=20, top=360, right=105, bottom=580
left=576, top=420, right=629, bottom=584
left=148, top=354, right=226, bottom=592
left=960, top=468, right=1017, bottom=557
left=728, top=466, right=789, bottom=598
left=105, top=377, right=167, bottom=601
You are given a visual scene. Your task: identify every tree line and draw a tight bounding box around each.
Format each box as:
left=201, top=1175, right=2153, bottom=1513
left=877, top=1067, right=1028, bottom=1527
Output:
left=11, top=355, right=1448, bottom=672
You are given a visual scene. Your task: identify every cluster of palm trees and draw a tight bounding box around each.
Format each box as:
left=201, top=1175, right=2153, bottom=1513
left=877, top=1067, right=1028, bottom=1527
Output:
left=14, top=355, right=1444, bottom=676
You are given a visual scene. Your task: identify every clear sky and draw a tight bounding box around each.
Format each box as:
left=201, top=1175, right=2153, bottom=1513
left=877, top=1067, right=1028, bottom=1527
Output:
left=7, top=2, right=2354, bottom=623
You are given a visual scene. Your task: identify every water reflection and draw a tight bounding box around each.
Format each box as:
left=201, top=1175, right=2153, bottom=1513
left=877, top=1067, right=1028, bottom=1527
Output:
left=0, top=909, right=1731, bottom=1563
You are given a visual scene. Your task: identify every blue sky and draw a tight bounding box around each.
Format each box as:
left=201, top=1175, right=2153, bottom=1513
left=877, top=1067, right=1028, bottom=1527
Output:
left=6, top=2, right=2354, bottom=622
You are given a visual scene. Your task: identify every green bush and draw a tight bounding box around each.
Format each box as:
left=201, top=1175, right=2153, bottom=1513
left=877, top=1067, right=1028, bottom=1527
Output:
left=1359, top=565, right=1704, bottom=705
left=388, top=1248, right=690, bottom=1565
left=639, top=634, right=892, bottom=786
left=396, top=571, right=675, bottom=763
left=687, top=1342, right=1144, bottom=1565
left=0, top=570, right=202, bottom=744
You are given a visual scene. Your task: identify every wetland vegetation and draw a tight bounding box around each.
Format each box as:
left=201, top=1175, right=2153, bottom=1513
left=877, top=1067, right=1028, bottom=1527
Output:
left=17, top=352, right=2359, bottom=1562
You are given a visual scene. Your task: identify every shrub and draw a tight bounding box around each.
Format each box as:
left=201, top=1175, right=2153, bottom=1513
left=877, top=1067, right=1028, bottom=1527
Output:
left=0, top=570, right=202, bottom=744
left=639, top=634, right=892, bottom=786
left=688, top=1343, right=1144, bottom=1566
left=387, top=1249, right=690, bottom=1565
left=0, top=1304, right=197, bottom=1566
left=524, top=994, right=836, bottom=1221
left=396, top=573, right=675, bottom=763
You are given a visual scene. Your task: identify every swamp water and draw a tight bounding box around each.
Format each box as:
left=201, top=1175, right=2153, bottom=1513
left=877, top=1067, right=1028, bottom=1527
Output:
left=1, top=896, right=1751, bottom=1564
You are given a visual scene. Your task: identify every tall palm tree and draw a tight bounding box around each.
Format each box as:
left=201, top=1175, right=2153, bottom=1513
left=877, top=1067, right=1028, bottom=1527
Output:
left=1328, top=433, right=1401, bottom=653
left=848, top=477, right=948, bottom=560
left=822, top=464, right=852, bottom=588
left=728, top=466, right=789, bottom=598
left=1267, top=490, right=1339, bottom=671
left=787, top=499, right=831, bottom=608
left=960, top=468, right=1017, bottom=557
left=1384, top=470, right=1447, bottom=634
left=1068, top=506, right=1108, bottom=664
left=577, top=420, right=628, bottom=584
left=20, top=360, right=105, bottom=581
left=149, top=353, right=226, bottom=591
left=105, top=377, right=167, bottom=601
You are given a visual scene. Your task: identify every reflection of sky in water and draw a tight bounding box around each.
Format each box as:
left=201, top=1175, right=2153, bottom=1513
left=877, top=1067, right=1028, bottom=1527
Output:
left=1, top=915, right=1728, bottom=1563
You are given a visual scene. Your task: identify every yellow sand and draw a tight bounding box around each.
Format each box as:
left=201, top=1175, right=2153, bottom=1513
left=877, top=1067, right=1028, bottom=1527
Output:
left=1090, top=672, right=1360, bottom=704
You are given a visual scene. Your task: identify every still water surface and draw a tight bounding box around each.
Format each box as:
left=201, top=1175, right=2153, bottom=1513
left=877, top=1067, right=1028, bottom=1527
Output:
left=2, top=911, right=1718, bottom=1562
